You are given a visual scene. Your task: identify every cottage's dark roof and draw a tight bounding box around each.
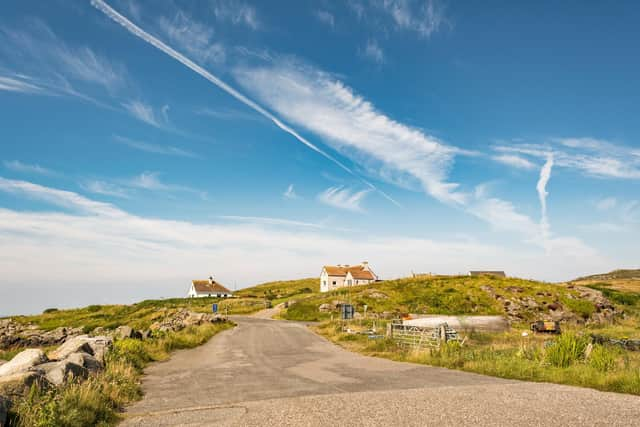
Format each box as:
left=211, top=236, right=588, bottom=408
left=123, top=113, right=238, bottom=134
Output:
left=192, top=280, right=232, bottom=293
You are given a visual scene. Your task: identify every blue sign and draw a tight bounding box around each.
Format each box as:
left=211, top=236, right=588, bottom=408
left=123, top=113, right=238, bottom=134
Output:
left=212, top=303, right=218, bottom=313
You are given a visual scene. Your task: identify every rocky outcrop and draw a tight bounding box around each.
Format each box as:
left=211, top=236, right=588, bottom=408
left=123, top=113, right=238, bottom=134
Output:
left=480, top=284, right=617, bottom=324
left=0, top=319, right=83, bottom=350
left=47, top=335, right=112, bottom=364
left=149, top=309, right=225, bottom=333
left=0, top=371, right=48, bottom=399
left=0, top=349, right=47, bottom=377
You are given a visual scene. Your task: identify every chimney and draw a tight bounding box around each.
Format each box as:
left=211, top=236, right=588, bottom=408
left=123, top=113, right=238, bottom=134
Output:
left=209, top=275, right=214, bottom=284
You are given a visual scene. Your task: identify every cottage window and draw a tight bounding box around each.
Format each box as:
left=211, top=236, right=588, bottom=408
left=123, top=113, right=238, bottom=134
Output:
left=332, top=281, right=336, bottom=285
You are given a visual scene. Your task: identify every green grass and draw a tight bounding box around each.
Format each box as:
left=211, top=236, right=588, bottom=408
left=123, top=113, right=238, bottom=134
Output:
left=7, top=322, right=233, bottom=426
left=277, top=275, right=595, bottom=323
left=5, top=297, right=262, bottom=333
left=235, top=278, right=318, bottom=303
left=315, top=320, right=640, bottom=395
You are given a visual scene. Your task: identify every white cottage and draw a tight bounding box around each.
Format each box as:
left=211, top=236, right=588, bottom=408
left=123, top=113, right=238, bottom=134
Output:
left=188, top=276, right=233, bottom=298
left=320, top=262, right=378, bottom=293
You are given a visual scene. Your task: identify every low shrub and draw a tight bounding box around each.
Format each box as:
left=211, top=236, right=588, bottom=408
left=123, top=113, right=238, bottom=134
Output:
left=545, top=333, right=589, bottom=367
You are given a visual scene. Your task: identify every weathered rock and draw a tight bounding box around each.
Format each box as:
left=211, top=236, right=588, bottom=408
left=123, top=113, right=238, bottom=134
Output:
left=0, top=371, right=48, bottom=398
left=141, top=330, right=152, bottom=340
left=37, top=361, right=88, bottom=386
left=318, top=304, right=333, bottom=313
left=47, top=335, right=93, bottom=361
left=0, top=395, right=9, bottom=427
left=0, top=349, right=47, bottom=377
left=115, top=326, right=134, bottom=339
left=65, top=352, right=102, bottom=373
left=86, top=336, right=112, bottom=364
left=548, top=303, right=561, bottom=311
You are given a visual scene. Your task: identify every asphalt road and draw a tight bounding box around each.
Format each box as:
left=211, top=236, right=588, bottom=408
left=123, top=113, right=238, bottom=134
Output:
left=122, top=316, right=640, bottom=426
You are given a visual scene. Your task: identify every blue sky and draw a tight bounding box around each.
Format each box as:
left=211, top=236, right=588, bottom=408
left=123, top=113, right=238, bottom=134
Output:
left=1, top=0, right=639, bottom=314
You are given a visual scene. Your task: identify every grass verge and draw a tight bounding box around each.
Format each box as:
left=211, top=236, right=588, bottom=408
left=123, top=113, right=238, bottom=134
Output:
left=314, top=320, right=640, bottom=395
left=7, top=322, right=233, bottom=426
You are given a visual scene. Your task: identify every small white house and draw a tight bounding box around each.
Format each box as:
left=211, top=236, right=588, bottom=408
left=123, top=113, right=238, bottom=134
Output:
left=188, top=276, right=233, bottom=298
left=320, top=262, right=378, bottom=293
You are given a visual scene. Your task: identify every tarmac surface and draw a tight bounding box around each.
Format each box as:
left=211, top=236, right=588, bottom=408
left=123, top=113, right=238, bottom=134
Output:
left=122, top=315, right=640, bottom=426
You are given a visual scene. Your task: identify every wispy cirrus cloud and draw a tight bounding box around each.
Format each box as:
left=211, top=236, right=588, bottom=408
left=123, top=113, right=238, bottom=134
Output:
left=195, top=107, right=263, bottom=122
left=211, top=0, right=260, bottom=30
left=494, top=138, right=640, bottom=179
left=0, top=75, right=46, bottom=94
left=283, top=184, right=297, bottom=199
left=351, top=0, right=449, bottom=39
left=3, top=160, right=56, bottom=176
left=157, top=11, right=225, bottom=65
left=361, top=39, right=385, bottom=64
left=492, top=154, right=536, bottom=170
left=317, top=186, right=371, bottom=212
left=82, top=180, right=131, bottom=198
left=315, top=10, right=335, bottom=28
left=0, top=19, right=128, bottom=97
left=114, top=135, right=198, bottom=158
left=234, top=59, right=463, bottom=205
left=122, top=100, right=170, bottom=128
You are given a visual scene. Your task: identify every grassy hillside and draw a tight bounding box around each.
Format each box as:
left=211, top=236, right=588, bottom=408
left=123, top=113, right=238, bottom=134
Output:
left=234, top=278, right=318, bottom=303
left=277, top=275, right=610, bottom=324
left=572, top=269, right=640, bottom=293
left=7, top=296, right=263, bottom=333
left=574, top=269, right=640, bottom=282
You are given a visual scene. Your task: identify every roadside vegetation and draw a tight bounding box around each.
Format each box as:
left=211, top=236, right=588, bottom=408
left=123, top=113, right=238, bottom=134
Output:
left=6, top=322, right=233, bottom=426
left=315, top=321, right=640, bottom=395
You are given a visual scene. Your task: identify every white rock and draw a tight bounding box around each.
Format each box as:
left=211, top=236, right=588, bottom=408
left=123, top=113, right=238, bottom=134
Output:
left=37, top=361, right=87, bottom=386
left=48, top=335, right=93, bottom=361
left=0, top=349, right=47, bottom=377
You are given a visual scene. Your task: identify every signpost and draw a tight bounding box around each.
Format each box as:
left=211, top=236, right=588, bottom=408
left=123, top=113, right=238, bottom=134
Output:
left=212, top=303, right=218, bottom=313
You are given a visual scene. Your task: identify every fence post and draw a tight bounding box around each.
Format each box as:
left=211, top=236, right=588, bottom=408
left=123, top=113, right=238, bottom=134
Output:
left=386, top=323, right=393, bottom=339
left=439, top=324, right=447, bottom=344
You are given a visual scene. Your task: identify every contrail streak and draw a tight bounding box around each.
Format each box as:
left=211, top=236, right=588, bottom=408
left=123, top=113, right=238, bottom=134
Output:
left=536, top=152, right=554, bottom=250
left=90, top=0, right=400, bottom=207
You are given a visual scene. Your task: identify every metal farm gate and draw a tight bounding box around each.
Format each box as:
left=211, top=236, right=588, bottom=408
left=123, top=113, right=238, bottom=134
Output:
left=386, top=322, right=459, bottom=350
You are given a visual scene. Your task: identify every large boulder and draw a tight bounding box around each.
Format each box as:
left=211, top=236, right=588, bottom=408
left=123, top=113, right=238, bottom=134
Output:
left=65, top=352, right=102, bottom=373
left=0, top=349, right=47, bottom=377
left=48, top=335, right=112, bottom=364
left=37, top=361, right=88, bottom=386
left=0, top=371, right=48, bottom=399
left=47, top=335, right=93, bottom=361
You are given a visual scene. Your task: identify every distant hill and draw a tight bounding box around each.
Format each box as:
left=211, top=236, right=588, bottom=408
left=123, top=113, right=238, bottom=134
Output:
left=573, top=269, right=640, bottom=282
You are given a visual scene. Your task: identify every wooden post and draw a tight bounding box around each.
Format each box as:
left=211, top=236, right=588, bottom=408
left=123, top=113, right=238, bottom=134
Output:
left=386, top=323, right=393, bottom=338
